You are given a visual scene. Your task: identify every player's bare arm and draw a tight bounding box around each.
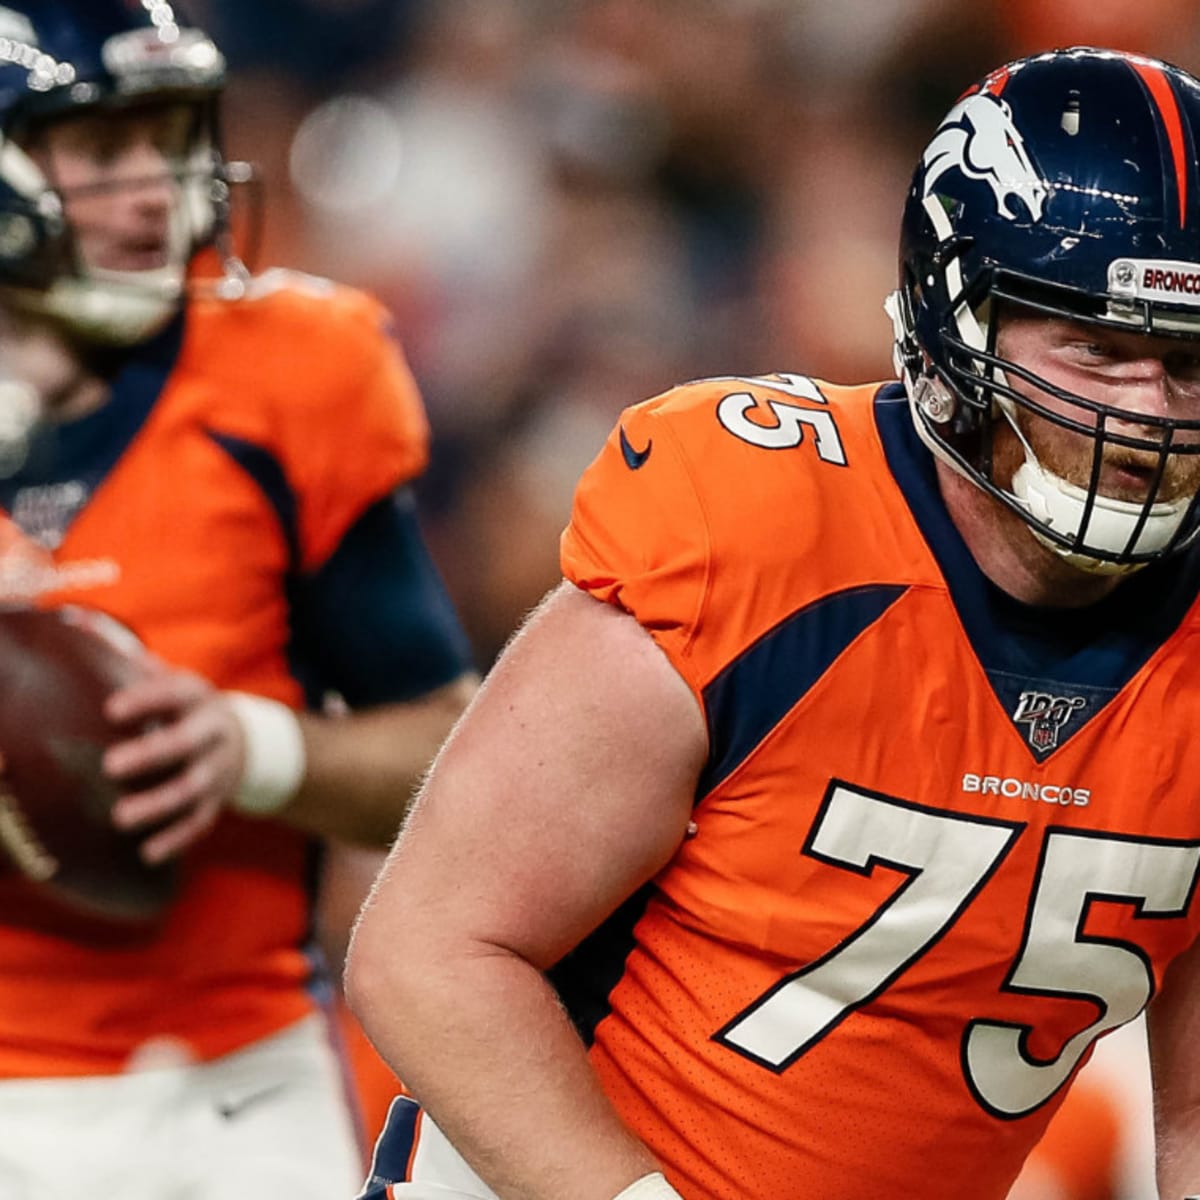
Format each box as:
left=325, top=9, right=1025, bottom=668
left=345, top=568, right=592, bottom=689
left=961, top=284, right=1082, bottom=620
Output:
left=102, top=664, right=477, bottom=861
left=1147, top=930, right=1200, bottom=1197
left=346, top=581, right=707, bottom=1200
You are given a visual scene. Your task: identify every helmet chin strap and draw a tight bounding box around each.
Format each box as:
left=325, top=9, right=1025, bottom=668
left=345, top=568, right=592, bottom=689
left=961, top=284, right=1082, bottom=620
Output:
left=1000, top=403, right=1191, bottom=575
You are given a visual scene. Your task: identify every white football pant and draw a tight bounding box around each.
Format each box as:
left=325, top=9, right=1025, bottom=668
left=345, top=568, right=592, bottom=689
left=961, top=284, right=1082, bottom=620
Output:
left=0, top=1012, right=363, bottom=1199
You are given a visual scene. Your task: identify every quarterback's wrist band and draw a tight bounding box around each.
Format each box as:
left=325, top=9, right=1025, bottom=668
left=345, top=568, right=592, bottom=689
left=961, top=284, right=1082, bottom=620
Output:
left=612, top=1174, right=684, bottom=1200
left=227, top=692, right=306, bottom=815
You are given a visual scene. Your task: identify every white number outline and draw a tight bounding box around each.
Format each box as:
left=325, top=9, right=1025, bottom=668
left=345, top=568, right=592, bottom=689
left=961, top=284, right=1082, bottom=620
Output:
left=964, top=826, right=1200, bottom=1118
left=714, top=375, right=848, bottom=465
left=714, top=782, right=1200, bottom=1119
left=714, top=780, right=1021, bottom=1070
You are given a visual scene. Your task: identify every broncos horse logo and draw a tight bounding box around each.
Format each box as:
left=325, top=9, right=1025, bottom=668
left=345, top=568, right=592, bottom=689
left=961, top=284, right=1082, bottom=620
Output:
left=922, top=92, right=1047, bottom=222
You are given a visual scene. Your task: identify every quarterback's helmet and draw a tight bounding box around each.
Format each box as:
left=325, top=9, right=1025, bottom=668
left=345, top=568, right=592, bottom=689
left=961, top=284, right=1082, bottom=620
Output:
left=0, top=0, right=239, bottom=344
left=889, top=47, right=1200, bottom=573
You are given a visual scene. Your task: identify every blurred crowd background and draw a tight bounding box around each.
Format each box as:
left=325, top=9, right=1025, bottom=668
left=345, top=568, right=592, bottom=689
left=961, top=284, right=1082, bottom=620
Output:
left=184, top=5, right=1197, bottom=1198
left=189, top=0, right=1199, bottom=671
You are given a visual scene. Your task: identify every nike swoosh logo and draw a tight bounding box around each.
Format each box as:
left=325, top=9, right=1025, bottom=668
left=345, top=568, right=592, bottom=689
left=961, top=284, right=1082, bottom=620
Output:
left=216, top=1080, right=288, bottom=1120
left=619, top=426, right=652, bottom=469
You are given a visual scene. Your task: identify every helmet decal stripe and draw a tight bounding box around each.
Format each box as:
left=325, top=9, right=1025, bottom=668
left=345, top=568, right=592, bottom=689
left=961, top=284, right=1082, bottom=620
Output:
left=1130, top=59, right=1189, bottom=228
left=957, top=64, right=1011, bottom=105
left=980, top=65, right=1011, bottom=98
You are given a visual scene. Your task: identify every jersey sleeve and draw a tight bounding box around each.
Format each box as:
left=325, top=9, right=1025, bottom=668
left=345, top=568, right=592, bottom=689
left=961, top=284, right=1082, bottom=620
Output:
left=560, top=398, right=711, bottom=693
left=282, top=290, right=431, bottom=573
left=292, top=489, right=474, bottom=706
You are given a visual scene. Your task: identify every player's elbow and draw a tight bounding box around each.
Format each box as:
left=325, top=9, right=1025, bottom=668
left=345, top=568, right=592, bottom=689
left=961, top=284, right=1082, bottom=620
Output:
left=343, top=886, right=446, bottom=1044
left=343, top=900, right=405, bottom=1039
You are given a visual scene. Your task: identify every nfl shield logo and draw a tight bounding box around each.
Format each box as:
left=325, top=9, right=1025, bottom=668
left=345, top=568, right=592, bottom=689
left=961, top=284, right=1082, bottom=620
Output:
left=1012, top=691, right=1087, bottom=752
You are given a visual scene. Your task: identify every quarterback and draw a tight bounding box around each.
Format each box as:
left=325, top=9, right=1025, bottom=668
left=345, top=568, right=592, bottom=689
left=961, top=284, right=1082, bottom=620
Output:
left=0, top=2, right=475, bottom=1198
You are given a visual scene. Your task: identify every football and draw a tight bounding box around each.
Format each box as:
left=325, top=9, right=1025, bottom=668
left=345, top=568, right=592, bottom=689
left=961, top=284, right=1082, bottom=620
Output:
left=0, top=605, right=178, bottom=921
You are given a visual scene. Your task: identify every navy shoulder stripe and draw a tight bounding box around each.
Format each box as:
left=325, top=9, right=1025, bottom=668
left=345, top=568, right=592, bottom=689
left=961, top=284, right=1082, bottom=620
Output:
left=205, top=430, right=300, bottom=569
left=698, top=584, right=908, bottom=797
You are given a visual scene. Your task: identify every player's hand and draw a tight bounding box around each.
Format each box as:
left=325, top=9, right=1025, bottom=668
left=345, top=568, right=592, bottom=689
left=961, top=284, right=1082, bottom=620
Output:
left=101, top=660, right=246, bottom=864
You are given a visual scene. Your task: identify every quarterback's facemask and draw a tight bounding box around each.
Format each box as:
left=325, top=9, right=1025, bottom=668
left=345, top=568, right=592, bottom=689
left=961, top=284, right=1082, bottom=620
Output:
left=889, top=47, right=1200, bottom=575
left=0, top=0, right=244, bottom=346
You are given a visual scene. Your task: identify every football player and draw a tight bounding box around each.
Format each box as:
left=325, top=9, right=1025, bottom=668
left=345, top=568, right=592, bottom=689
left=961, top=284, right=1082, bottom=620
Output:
left=347, top=47, right=1200, bottom=1200
left=0, top=2, right=476, bottom=1198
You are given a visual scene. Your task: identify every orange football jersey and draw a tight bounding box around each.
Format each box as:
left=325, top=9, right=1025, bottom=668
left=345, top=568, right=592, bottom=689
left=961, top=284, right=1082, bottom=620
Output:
left=556, top=375, right=1200, bottom=1200
left=0, top=271, right=462, bottom=1078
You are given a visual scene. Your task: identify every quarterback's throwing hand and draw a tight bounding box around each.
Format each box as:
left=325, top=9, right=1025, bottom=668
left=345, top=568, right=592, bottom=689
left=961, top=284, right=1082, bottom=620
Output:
left=102, top=662, right=246, bottom=863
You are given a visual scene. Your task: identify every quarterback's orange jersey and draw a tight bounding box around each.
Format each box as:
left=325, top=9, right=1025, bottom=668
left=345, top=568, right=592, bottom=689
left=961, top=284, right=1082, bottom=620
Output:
left=554, top=375, right=1200, bottom=1200
left=1013, top=1071, right=1122, bottom=1199
left=0, top=271, right=469, bottom=1078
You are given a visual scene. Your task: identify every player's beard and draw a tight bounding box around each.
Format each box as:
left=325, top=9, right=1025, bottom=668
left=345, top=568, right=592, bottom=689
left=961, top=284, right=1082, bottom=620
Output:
left=997, top=408, right=1200, bottom=509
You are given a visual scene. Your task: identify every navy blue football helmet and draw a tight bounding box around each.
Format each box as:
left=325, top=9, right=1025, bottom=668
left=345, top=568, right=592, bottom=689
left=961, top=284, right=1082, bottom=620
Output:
left=0, top=0, right=241, bottom=343
left=889, top=47, right=1200, bottom=573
